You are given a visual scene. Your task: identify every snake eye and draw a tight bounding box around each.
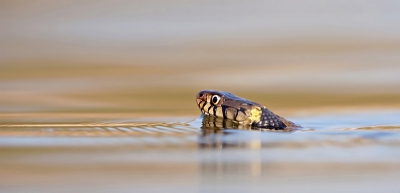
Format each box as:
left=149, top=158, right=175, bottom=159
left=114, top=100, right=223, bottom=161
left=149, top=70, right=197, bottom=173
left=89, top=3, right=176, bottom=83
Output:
left=211, top=95, right=221, bottom=105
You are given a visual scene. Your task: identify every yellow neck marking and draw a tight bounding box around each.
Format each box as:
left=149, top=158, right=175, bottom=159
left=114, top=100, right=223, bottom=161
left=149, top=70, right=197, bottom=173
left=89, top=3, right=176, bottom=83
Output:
left=248, top=107, right=262, bottom=123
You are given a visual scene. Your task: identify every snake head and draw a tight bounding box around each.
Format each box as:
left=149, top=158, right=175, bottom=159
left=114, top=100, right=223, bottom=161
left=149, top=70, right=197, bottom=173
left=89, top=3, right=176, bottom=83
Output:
left=196, top=90, right=300, bottom=130
left=196, top=90, right=263, bottom=125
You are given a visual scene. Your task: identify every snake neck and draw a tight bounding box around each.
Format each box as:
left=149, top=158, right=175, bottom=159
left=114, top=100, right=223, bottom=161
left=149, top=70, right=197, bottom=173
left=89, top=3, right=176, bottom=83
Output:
left=251, top=108, right=298, bottom=129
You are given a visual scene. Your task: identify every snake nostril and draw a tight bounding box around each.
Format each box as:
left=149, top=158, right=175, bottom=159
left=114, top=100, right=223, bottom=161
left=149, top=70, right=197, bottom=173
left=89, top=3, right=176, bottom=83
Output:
left=199, top=93, right=203, bottom=98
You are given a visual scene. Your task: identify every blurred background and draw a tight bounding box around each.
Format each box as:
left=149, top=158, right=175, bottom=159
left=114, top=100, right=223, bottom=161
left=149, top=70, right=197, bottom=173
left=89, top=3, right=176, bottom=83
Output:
left=1, top=0, right=400, bottom=121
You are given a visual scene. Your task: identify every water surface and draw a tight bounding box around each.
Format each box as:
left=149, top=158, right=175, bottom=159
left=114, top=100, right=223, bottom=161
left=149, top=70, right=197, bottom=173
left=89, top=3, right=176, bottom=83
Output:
left=1, top=111, right=400, bottom=193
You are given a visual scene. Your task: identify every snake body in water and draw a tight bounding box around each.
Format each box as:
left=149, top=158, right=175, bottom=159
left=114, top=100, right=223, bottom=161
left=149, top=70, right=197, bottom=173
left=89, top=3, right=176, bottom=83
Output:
left=196, top=90, right=300, bottom=130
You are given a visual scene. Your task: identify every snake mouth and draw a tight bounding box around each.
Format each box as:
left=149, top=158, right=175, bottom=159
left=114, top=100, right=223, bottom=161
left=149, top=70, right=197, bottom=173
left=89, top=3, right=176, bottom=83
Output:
left=196, top=98, right=203, bottom=108
left=195, top=92, right=209, bottom=114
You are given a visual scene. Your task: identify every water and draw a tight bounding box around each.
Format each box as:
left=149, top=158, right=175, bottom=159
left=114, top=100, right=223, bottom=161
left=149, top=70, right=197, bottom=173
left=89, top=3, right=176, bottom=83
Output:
left=1, top=111, right=400, bottom=193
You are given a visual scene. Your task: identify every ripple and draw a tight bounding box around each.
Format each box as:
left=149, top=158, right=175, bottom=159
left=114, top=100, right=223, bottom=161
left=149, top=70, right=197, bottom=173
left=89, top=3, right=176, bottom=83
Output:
left=0, top=122, right=200, bottom=137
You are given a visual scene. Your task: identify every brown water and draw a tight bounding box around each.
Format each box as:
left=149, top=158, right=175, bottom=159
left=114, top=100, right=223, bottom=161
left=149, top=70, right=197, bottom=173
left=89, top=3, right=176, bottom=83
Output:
left=1, top=1, right=400, bottom=192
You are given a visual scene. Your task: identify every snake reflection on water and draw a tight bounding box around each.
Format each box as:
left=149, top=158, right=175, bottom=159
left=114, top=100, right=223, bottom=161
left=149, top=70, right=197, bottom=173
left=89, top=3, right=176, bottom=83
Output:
left=196, top=90, right=300, bottom=130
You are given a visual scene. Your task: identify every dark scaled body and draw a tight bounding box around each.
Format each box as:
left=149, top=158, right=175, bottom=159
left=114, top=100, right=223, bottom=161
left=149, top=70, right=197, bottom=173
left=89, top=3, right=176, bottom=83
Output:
left=252, top=108, right=290, bottom=129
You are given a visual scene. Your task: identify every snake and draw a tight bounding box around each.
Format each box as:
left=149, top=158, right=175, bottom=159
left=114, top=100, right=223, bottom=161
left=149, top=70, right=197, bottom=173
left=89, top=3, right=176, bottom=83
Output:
left=196, top=90, right=300, bottom=130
